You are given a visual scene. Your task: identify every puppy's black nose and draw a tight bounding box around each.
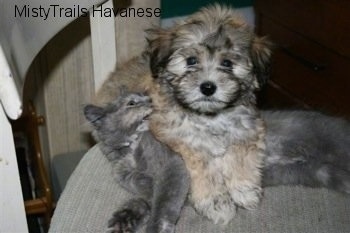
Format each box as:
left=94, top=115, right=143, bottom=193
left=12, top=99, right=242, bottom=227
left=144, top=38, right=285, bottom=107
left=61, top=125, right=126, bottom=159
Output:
left=200, top=81, right=217, bottom=96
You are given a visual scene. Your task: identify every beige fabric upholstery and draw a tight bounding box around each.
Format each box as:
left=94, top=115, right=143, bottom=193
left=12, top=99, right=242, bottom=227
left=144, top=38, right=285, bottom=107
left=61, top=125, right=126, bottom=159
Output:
left=49, top=145, right=350, bottom=233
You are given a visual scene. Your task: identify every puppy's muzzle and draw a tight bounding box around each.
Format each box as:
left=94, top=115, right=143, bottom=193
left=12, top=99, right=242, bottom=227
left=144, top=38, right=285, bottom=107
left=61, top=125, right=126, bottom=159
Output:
left=200, top=81, right=217, bottom=96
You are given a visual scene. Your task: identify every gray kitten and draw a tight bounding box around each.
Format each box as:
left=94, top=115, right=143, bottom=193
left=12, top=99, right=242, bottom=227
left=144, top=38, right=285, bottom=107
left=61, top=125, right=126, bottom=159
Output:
left=262, top=110, right=350, bottom=194
left=84, top=92, right=190, bottom=233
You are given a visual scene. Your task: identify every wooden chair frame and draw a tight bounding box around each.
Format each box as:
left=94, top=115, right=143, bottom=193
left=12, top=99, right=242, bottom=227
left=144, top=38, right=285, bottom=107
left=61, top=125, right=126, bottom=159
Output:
left=11, top=102, right=54, bottom=230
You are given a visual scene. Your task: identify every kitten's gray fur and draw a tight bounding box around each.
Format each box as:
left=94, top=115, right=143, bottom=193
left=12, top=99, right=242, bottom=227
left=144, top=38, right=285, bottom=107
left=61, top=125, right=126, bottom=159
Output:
left=84, top=91, right=190, bottom=233
left=85, top=91, right=350, bottom=232
left=262, top=110, right=350, bottom=193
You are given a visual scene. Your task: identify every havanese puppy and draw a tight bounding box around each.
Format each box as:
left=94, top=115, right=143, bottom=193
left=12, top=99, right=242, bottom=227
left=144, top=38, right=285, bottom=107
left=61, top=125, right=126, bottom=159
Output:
left=96, top=4, right=271, bottom=225
left=144, top=5, right=271, bottom=224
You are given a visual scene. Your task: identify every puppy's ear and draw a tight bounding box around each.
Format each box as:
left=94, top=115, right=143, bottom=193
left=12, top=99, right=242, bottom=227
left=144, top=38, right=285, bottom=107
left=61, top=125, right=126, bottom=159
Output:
left=118, top=85, right=129, bottom=96
left=145, top=27, right=174, bottom=78
left=251, top=36, right=273, bottom=88
left=83, top=104, right=105, bottom=128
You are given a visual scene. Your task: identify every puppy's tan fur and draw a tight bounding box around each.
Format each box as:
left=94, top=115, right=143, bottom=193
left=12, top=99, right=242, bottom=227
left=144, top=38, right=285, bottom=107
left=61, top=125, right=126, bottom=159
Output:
left=93, top=54, right=153, bottom=105
left=96, top=5, right=272, bottom=225
left=148, top=82, right=266, bottom=224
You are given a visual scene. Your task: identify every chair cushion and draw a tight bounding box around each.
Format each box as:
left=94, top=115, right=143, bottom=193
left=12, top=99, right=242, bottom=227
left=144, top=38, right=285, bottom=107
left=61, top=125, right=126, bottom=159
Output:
left=49, top=145, right=350, bottom=233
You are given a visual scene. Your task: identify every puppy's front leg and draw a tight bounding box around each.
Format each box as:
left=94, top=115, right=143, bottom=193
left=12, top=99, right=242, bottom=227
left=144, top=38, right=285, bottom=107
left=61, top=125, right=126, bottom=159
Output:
left=165, top=141, right=237, bottom=225
left=185, top=155, right=237, bottom=225
left=224, top=142, right=265, bottom=210
left=191, top=186, right=236, bottom=225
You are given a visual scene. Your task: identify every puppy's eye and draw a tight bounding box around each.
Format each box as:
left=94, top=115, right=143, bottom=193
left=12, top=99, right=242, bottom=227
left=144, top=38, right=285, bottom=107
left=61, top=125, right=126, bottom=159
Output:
left=221, top=59, right=233, bottom=68
left=127, top=100, right=136, bottom=106
left=186, top=56, right=198, bottom=66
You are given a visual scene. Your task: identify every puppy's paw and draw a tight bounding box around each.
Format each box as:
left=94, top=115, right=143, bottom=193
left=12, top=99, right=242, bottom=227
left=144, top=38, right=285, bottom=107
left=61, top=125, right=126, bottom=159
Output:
left=230, top=186, right=262, bottom=210
left=194, top=193, right=236, bottom=225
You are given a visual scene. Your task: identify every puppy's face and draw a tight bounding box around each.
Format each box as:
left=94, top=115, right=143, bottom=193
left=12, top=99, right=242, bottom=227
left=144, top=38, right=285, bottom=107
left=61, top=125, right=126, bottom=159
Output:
left=165, top=26, right=254, bottom=113
left=147, top=5, right=272, bottom=114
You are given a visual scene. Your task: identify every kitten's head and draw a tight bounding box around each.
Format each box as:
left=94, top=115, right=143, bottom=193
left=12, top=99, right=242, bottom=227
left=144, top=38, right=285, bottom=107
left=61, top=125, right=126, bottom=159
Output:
left=84, top=92, right=153, bottom=141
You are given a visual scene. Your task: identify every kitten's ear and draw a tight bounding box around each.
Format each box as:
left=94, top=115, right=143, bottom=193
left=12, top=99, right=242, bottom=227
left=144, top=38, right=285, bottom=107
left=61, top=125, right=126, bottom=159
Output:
left=83, top=104, right=105, bottom=128
left=251, top=36, right=273, bottom=89
left=145, top=27, right=174, bottom=78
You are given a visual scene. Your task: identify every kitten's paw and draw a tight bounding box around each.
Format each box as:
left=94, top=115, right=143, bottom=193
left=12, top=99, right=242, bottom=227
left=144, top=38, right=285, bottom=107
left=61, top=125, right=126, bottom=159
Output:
left=317, top=164, right=350, bottom=194
left=107, top=199, right=150, bottom=233
left=107, top=209, right=138, bottom=233
left=146, top=219, right=175, bottom=233
left=136, top=121, right=149, bottom=132
left=129, top=134, right=138, bottom=141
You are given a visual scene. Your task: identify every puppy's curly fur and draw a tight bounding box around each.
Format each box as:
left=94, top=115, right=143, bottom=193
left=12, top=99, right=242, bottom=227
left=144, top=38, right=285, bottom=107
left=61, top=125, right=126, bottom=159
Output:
left=145, top=5, right=272, bottom=224
left=95, top=4, right=272, bottom=225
